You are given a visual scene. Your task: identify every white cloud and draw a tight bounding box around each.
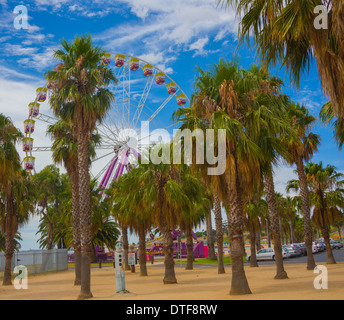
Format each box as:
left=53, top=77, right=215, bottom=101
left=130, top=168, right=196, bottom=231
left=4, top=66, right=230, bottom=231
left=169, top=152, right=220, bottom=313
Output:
left=273, top=164, right=298, bottom=196
left=93, top=0, right=238, bottom=78
left=189, top=37, right=209, bottom=56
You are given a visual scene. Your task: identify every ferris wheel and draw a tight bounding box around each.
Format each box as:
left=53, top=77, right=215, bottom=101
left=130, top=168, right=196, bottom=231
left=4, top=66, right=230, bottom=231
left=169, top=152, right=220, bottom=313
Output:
left=22, top=53, right=189, bottom=191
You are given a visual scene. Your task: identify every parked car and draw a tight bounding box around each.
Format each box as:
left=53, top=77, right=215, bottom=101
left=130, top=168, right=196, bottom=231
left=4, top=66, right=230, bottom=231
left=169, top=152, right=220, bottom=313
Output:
left=319, top=242, right=326, bottom=251
left=330, top=240, right=343, bottom=250
left=312, top=242, right=319, bottom=253
left=284, top=246, right=301, bottom=258
left=247, top=247, right=289, bottom=261
left=290, top=244, right=304, bottom=256
left=293, top=243, right=307, bottom=256
left=314, top=241, right=325, bottom=252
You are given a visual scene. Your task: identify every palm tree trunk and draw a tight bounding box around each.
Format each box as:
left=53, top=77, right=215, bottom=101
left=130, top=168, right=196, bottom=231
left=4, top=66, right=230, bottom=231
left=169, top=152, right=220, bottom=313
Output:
left=138, top=226, right=148, bottom=276
left=266, top=219, right=271, bottom=247
left=255, top=230, right=261, bottom=252
left=77, top=130, right=93, bottom=300
left=249, top=224, right=258, bottom=268
left=214, top=193, right=225, bottom=274
left=206, top=212, right=217, bottom=260
left=161, top=226, right=177, bottom=284
left=265, top=170, right=288, bottom=280
left=321, top=226, right=336, bottom=264
left=158, top=183, right=177, bottom=284
left=295, top=158, right=316, bottom=270
left=71, top=167, right=81, bottom=285
left=185, top=225, right=194, bottom=270
left=2, top=197, right=16, bottom=286
left=40, top=216, right=54, bottom=273
left=3, top=235, right=14, bottom=286
left=338, top=226, right=342, bottom=241
left=227, top=163, right=251, bottom=295
left=121, top=225, right=130, bottom=271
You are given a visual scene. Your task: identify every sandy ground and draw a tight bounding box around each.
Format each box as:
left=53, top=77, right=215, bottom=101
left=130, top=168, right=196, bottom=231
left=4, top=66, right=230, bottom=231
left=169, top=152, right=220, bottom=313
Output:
left=0, top=262, right=343, bottom=300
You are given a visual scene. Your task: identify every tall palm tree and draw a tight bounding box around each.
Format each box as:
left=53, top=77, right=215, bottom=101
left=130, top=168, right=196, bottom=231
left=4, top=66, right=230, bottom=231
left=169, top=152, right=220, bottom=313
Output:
left=0, top=114, right=33, bottom=286
left=1, top=169, right=35, bottom=285
left=46, top=35, right=117, bottom=299
left=205, top=192, right=217, bottom=260
left=244, top=189, right=267, bottom=267
left=288, top=161, right=344, bottom=264
left=213, top=193, right=225, bottom=274
left=47, top=118, right=100, bottom=285
left=283, top=102, right=320, bottom=269
left=219, top=0, right=344, bottom=118
left=47, top=118, right=81, bottom=284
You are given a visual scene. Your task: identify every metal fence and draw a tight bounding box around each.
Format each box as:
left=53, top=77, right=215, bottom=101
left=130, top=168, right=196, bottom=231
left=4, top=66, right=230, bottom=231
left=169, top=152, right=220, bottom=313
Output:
left=0, top=249, right=68, bottom=275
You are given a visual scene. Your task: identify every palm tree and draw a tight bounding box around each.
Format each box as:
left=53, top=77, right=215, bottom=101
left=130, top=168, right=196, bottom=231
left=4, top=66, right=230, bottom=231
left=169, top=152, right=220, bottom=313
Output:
left=177, top=169, right=209, bottom=271
left=288, top=161, right=344, bottom=264
left=0, top=114, right=22, bottom=190
left=0, top=114, right=34, bottom=286
left=205, top=193, right=217, bottom=260
left=1, top=169, right=35, bottom=285
left=46, top=35, right=117, bottom=299
left=218, top=0, right=344, bottom=117
left=282, top=102, right=320, bottom=269
left=244, top=189, right=267, bottom=267
left=47, top=118, right=81, bottom=283
left=47, top=117, right=100, bottom=285
left=111, top=168, right=153, bottom=277
left=32, top=165, right=64, bottom=248
left=213, top=193, right=225, bottom=274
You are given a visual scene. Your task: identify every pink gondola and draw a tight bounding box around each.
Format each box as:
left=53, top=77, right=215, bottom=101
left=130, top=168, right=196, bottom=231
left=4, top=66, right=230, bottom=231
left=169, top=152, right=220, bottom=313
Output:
left=23, top=156, right=35, bottom=170
left=155, top=72, right=165, bottom=85
left=36, top=88, right=47, bottom=102
left=143, top=64, right=153, bottom=77
left=176, top=94, right=187, bottom=106
left=102, top=53, right=111, bottom=66
left=22, top=138, right=33, bottom=152
left=24, top=119, right=35, bottom=134
left=115, top=54, right=125, bottom=67
left=29, top=102, right=40, bottom=117
left=129, top=58, right=140, bottom=71
left=167, top=82, right=177, bottom=95
left=47, top=82, right=55, bottom=90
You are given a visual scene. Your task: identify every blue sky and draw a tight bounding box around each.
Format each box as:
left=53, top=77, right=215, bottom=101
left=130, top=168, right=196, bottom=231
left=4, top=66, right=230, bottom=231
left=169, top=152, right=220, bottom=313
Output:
left=0, top=0, right=341, bottom=250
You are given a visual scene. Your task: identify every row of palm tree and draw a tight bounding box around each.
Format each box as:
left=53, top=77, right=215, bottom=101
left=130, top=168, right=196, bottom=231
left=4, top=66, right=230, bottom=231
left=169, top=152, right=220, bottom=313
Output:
left=170, top=54, right=343, bottom=294
left=1, top=14, right=343, bottom=298
left=35, top=8, right=344, bottom=297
